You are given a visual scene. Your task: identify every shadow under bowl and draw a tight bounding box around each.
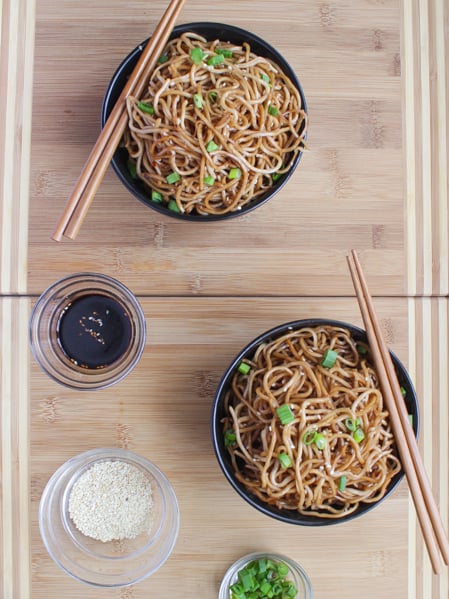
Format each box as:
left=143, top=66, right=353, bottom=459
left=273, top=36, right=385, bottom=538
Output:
left=211, top=318, right=419, bottom=526
left=101, top=21, right=307, bottom=222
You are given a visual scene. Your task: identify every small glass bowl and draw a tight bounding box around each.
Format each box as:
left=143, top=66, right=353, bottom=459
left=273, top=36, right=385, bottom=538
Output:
left=29, top=272, right=146, bottom=390
left=219, top=552, right=313, bottom=599
left=39, top=448, right=180, bottom=588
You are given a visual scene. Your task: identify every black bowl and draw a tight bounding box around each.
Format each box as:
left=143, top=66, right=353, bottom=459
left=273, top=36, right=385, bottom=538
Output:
left=101, top=22, right=307, bottom=221
left=211, top=318, right=419, bottom=526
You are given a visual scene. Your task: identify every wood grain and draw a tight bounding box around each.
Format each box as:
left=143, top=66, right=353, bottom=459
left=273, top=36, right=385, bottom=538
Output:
left=28, top=0, right=405, bottom=297
left=29, top=296, right=411, bottom=599
left=1, top=0, right=449, bottom=598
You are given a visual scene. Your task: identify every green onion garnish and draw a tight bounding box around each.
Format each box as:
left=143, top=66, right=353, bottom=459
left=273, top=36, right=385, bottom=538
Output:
left=400, top=386, right=407, bottom=397
left=278, top=452, right=292, bottom=469
left=190, top=47, right=204, bottom=64
left=321, top=348, right=338, bottom=368
left=151, top=190, right=163, bottom=203
left=408, top=414, right=414, bottom=426
left=272, top=172, right=282, bottom=181
left=215, top=47, right=233, bottom=58
left=203, top=175, right=215, bottom=186
left=237, top=361, right=251, bottom=375
left=314, top=432, right=327, bottom=450
left=224, top=430, right=237, bottom=447
left=338, top=475, right=347, bottom=491
left=158, top=53, right=169, bottom=64
left=230, top=558, right=298, bottom=599
left=268, top=105, right=279, bottom=116
left=207, top=54, right=225, bottom=66
left=206, top=140, right=220, bottom=153
left=228, top=168, right=241, bottom=180
left=193, top=93, right=203, bottom=109
left=167, top=199, right=180, bottom=212
left=127, top=159, right=137, bottom=179
left=208, top=91, right=218, bottom=103
left=357, top=343, right=368, bottom=355
left=344, top=418, right=357, bottom=432
left=303, top=429, right=317, bottom=445
left=353, top=428, right=365, bottom=443
left=276, top=404, right=294, bottom=425
left=166, top=172, right=180, bottom=184
left=137, top=101, right=155, bottom=114
left=260, top=73, right=270, bottom=83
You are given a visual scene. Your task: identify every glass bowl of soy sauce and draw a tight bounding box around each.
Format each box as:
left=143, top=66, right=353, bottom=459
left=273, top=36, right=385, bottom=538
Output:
left=30, top=273, right=146, bottom=390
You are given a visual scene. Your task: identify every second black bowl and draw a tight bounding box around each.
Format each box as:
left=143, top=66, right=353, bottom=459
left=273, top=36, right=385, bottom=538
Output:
left=211, top=318, right=419, bottom=526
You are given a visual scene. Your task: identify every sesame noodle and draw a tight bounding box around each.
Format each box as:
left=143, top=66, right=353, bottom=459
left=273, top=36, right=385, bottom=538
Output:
left=124, top=32, right=307, bottom=215
left=222, top=325, right=401, bottom=519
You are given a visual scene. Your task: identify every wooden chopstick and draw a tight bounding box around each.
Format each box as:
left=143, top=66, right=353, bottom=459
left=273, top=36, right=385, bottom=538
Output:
left=52, top=0, right=186, bottom=241
left=347, top=250, right=449, bottom=575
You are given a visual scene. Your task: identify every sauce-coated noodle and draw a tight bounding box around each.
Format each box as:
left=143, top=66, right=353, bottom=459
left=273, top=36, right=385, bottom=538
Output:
left=222, top=325, right=401, bottom=519
left=124, top=32, right=307, bottom=215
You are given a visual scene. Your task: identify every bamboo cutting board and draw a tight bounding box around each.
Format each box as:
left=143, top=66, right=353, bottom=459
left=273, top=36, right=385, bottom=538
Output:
left=1, top=0, right=449, bottom=598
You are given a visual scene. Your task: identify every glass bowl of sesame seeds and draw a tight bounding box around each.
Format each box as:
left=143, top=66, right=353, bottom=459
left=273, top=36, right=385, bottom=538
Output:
left=39, top=448, right=180, bottom=587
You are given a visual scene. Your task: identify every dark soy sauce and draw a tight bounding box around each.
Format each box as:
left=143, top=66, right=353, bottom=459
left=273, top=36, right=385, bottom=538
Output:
left=57, top=294, right=132, bottom=369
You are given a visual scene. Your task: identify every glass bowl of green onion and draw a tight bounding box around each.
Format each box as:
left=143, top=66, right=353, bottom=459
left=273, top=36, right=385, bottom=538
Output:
left=211, top=318, right=419, bottom=527
left=101, top=22, right=307, bottom=222
left=219, top=552, right=313, bottom=599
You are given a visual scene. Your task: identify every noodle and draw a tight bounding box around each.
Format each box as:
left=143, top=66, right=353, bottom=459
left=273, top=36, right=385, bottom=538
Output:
left=221, top=325, right=402, bottom=519
left=123, top=32, right=307, bottom=215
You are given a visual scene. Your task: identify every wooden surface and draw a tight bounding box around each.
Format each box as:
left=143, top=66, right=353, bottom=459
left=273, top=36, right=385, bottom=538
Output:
left=1, top=0, right=449, bottom=598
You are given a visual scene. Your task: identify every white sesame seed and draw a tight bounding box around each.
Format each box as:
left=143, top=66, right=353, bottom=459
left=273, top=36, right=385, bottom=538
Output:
left=68, top=460, right=153, bottom=542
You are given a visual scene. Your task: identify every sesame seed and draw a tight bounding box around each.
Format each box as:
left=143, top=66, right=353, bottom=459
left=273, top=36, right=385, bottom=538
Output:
left=68, top=460, right=153, bottom=542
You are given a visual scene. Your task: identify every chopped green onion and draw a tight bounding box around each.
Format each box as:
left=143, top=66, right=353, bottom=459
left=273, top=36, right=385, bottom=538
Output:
left=344, top=418, right=357, bottom=432
left=400, top=386, right=407, bottom=397
left=338, top=475, right=347, bottom=491
left=190, top=47, right=204, bottom=64
left=203, top=175, right=215, bottom=186
left=167, top=199, right=180, bottom=212
left=321, top=348, right=338, bottom=368
left=276, top=404, right=294, bottom=425
left=357, top=343, right=368, bottom=355
left=272, top=172, right=282, bottom=181
left=238, top=361, right=251, bottom=375
left=208, top=91, right=218, bottom=103
left=137, top=101, right=155, bottom=114
left=260, top=73, right=270, bottom=83
left=268, top=105, right=279, bottom=116
left=206, top=140, right=220, bottom=153
left=408, top=414, right=414, bottom=426
left=224, top=430, right=237, bottom=447
left=231, top=558, right=298, bottom=599
left=193, top=93, right=203, bottom=109
left=151, top=190, right=163, bottom=203
left=166, top=171, right=180, bottom=184
left=278, top=452, right=292, bottom=469
left=158, top=53, right=169, bottom=64
left=207, top=54, right=225, bottom=66
left=314, top=432, right=327, bottom=450
left=353, top=428, right=365, bottom=443
left=127, top=159, right=137, bottom=179
left=215, top=47, right=233, bottom=58
left=303, top=429, right=317, bottom=445
left=228, top=168, right=241, bottom=180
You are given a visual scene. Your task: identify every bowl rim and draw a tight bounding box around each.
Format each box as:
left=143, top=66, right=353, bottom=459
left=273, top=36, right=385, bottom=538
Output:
left=211, top=317, right=419, bottom=526
left=101, top=21, right=308, bottom=222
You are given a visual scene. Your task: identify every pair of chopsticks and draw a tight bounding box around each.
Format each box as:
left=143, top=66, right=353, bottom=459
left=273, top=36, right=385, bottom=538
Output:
left=347, top=250, right=449, bottom=575
left=52, top=0, right=187, bottom=242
